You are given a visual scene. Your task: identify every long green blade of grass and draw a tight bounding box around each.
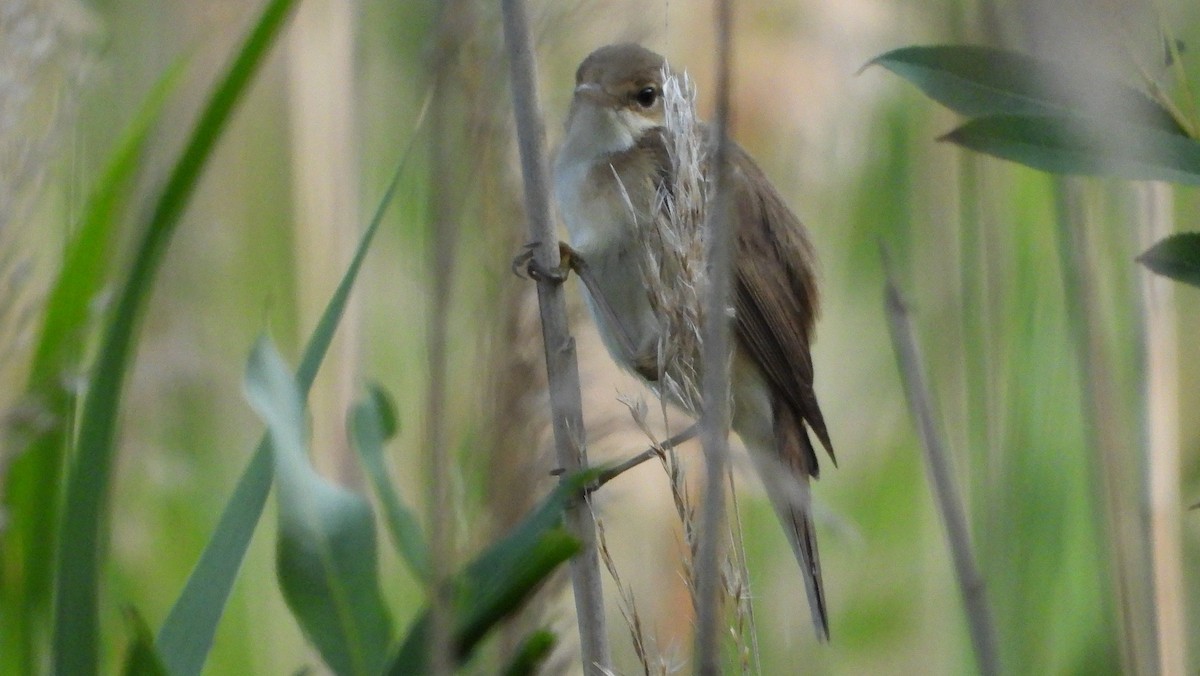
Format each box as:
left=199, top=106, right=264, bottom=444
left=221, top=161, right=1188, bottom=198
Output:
left=155, top=149, right=414, bottom=676
left=50, top=1, right=300, bottom=673
left=0, top=58, right=184, bottom=676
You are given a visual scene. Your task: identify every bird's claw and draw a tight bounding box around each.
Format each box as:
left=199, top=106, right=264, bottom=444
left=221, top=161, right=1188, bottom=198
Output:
left=512, top=241, right=572, bottom=284
left=511, top=242, right=539, bottom=280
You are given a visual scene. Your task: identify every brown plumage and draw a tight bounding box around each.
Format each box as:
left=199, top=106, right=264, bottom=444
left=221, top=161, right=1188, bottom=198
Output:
left=553, top=43, right=834, bottom=640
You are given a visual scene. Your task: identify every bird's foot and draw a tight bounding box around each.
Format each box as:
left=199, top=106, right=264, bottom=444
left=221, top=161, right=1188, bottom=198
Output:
left=511, top=241, right=578, bottom=284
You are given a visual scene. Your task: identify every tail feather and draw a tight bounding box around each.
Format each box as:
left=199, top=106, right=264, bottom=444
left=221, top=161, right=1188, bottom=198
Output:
left=755, top=396, right=829, bottom=641
left=783, top=487, right=829, bottom=641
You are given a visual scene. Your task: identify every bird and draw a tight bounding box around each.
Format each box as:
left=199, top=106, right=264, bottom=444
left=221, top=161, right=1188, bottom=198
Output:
left=547, top=42, right=835, bottom=640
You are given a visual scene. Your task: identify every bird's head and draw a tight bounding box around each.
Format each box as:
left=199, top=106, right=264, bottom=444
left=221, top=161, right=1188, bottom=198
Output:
left=562, top=43, right=668, bottom=159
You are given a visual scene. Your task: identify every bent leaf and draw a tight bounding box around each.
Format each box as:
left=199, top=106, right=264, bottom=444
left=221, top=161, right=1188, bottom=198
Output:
left=157, top=130, right=417, bottom=676
left=349, top=384, right=430, bottom=581
left=869, top=45, right=1187, bottom=136
left=1138, top=233, right=1200, bottom=288
left=245, top=337, right=393, bottom=676
left=942, top=114, right=1200, bottom=185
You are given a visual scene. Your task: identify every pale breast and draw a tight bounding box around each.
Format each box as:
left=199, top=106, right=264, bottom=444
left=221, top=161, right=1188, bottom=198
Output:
left=552, top=153, right=662, bottom=374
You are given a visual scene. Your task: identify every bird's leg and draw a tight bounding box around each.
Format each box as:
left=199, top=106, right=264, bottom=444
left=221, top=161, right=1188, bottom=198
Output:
left=513, top=241, right=651, bottom=374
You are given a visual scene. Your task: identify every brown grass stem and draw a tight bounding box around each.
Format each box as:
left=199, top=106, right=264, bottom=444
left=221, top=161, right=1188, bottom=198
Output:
left=284, top=0, right=362, bottom=486
left=592, top=424, right=698, bottom=489
left=424, top=5, right=467, bottom=671
left=882, top=250, right=1001, bottom=676
left=499, top=2, right=611, bottom=673
left=1134, top=182, right=1185, bottom=675
left=694, top=0, right=735, bottom=672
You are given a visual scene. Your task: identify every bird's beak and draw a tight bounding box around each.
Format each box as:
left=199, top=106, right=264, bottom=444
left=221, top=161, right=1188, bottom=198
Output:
left=573, top=82, right=607, bottom=105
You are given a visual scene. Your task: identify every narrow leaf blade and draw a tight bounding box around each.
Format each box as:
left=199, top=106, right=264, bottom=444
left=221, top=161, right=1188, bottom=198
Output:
left=0, top=57, right=185, bottom=676
left=51, top=1, right=299, bottom=673
left=1138, top=233, right=1200, bottom=288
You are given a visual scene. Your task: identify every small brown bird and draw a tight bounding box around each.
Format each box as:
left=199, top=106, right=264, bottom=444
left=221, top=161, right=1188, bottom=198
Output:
left=551, top=43, right=835, bottom=640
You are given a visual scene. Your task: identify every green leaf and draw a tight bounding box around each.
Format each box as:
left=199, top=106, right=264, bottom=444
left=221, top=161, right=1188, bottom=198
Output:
left=868, top=45, right=1187, bottom=136
left=942, top=114, right=1200, bottom=185
left=500, top=629, right=557, bottom=676
left=120, top=608, right=168, bottom=676
left=0, top=57, right=185, bottom=676
left=51, top=1, right=299, bottom=673
left=349, top=384, right=430, bottom=581
left=387, top=471, right=594, bottom=675
left=156, top=136, right=416, bottom=676
left=245, top=337, right=393, bottom=676
left=1137, top=233, right=1200, bottom=288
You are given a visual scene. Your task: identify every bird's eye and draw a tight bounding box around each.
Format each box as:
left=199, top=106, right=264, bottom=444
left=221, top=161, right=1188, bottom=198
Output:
left=634, top=86, right=658, bottom=108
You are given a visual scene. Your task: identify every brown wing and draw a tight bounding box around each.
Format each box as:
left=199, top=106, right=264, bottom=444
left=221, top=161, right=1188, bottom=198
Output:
left=727, top=143, right=835, bottom=475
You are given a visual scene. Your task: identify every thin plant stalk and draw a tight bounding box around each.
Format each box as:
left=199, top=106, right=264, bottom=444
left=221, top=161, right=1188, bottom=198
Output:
left=883, top=256, right=1001, bottom=676
left=1053, top=179, right=1156, bottom=675
left=284, top=0, right=362, bottom=484
left=499, top=2, right=611, bottom=673
left=694, top=0, right=735, bottom=672
left=426, top=5, right=466, bottom=672
left=1134, top=181, right=1185, bottom=675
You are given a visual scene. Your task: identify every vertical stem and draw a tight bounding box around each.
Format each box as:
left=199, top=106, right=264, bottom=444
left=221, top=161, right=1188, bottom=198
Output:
left=499, top=3, right=611, bottom=673
left=285, top=0, right=362, bottom=485
left=1053, top=179, right=1156, bottom=675
left=956, top=152, right=995, bottom=559
left=425, top=4, right=468, bottom=673
left=1136, top=182, right=1185, bottom=676
left=883, top=261, right=1001, bottom=676
left=694, top=0, right=734, bottom=672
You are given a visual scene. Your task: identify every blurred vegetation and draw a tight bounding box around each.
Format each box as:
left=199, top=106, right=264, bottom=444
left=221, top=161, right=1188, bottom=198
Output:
left=1, top=0, right=1199, bottom=674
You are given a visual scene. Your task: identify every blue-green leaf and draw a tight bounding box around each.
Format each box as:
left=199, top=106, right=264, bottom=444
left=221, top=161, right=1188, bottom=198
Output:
left=349, top=384, right=430, bottom=581
left=1137, top=233, right=1200, bottom=288
left=942, top=114, right=1200, bottom=185
left=868, top=45, right=1188, bottom=136
left=156, top=136, right=416, bottom=676
left=245, top=337, right=393, bottom=676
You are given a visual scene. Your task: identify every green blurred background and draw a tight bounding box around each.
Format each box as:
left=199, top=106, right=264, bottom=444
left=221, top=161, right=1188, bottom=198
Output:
left=3, top=0, right=1200, bottom=673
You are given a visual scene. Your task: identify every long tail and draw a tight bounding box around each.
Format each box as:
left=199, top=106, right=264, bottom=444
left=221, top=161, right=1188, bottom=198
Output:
left=776, top=476, right=829, bottom=641
left=748, top=400, right=829, bottom=641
